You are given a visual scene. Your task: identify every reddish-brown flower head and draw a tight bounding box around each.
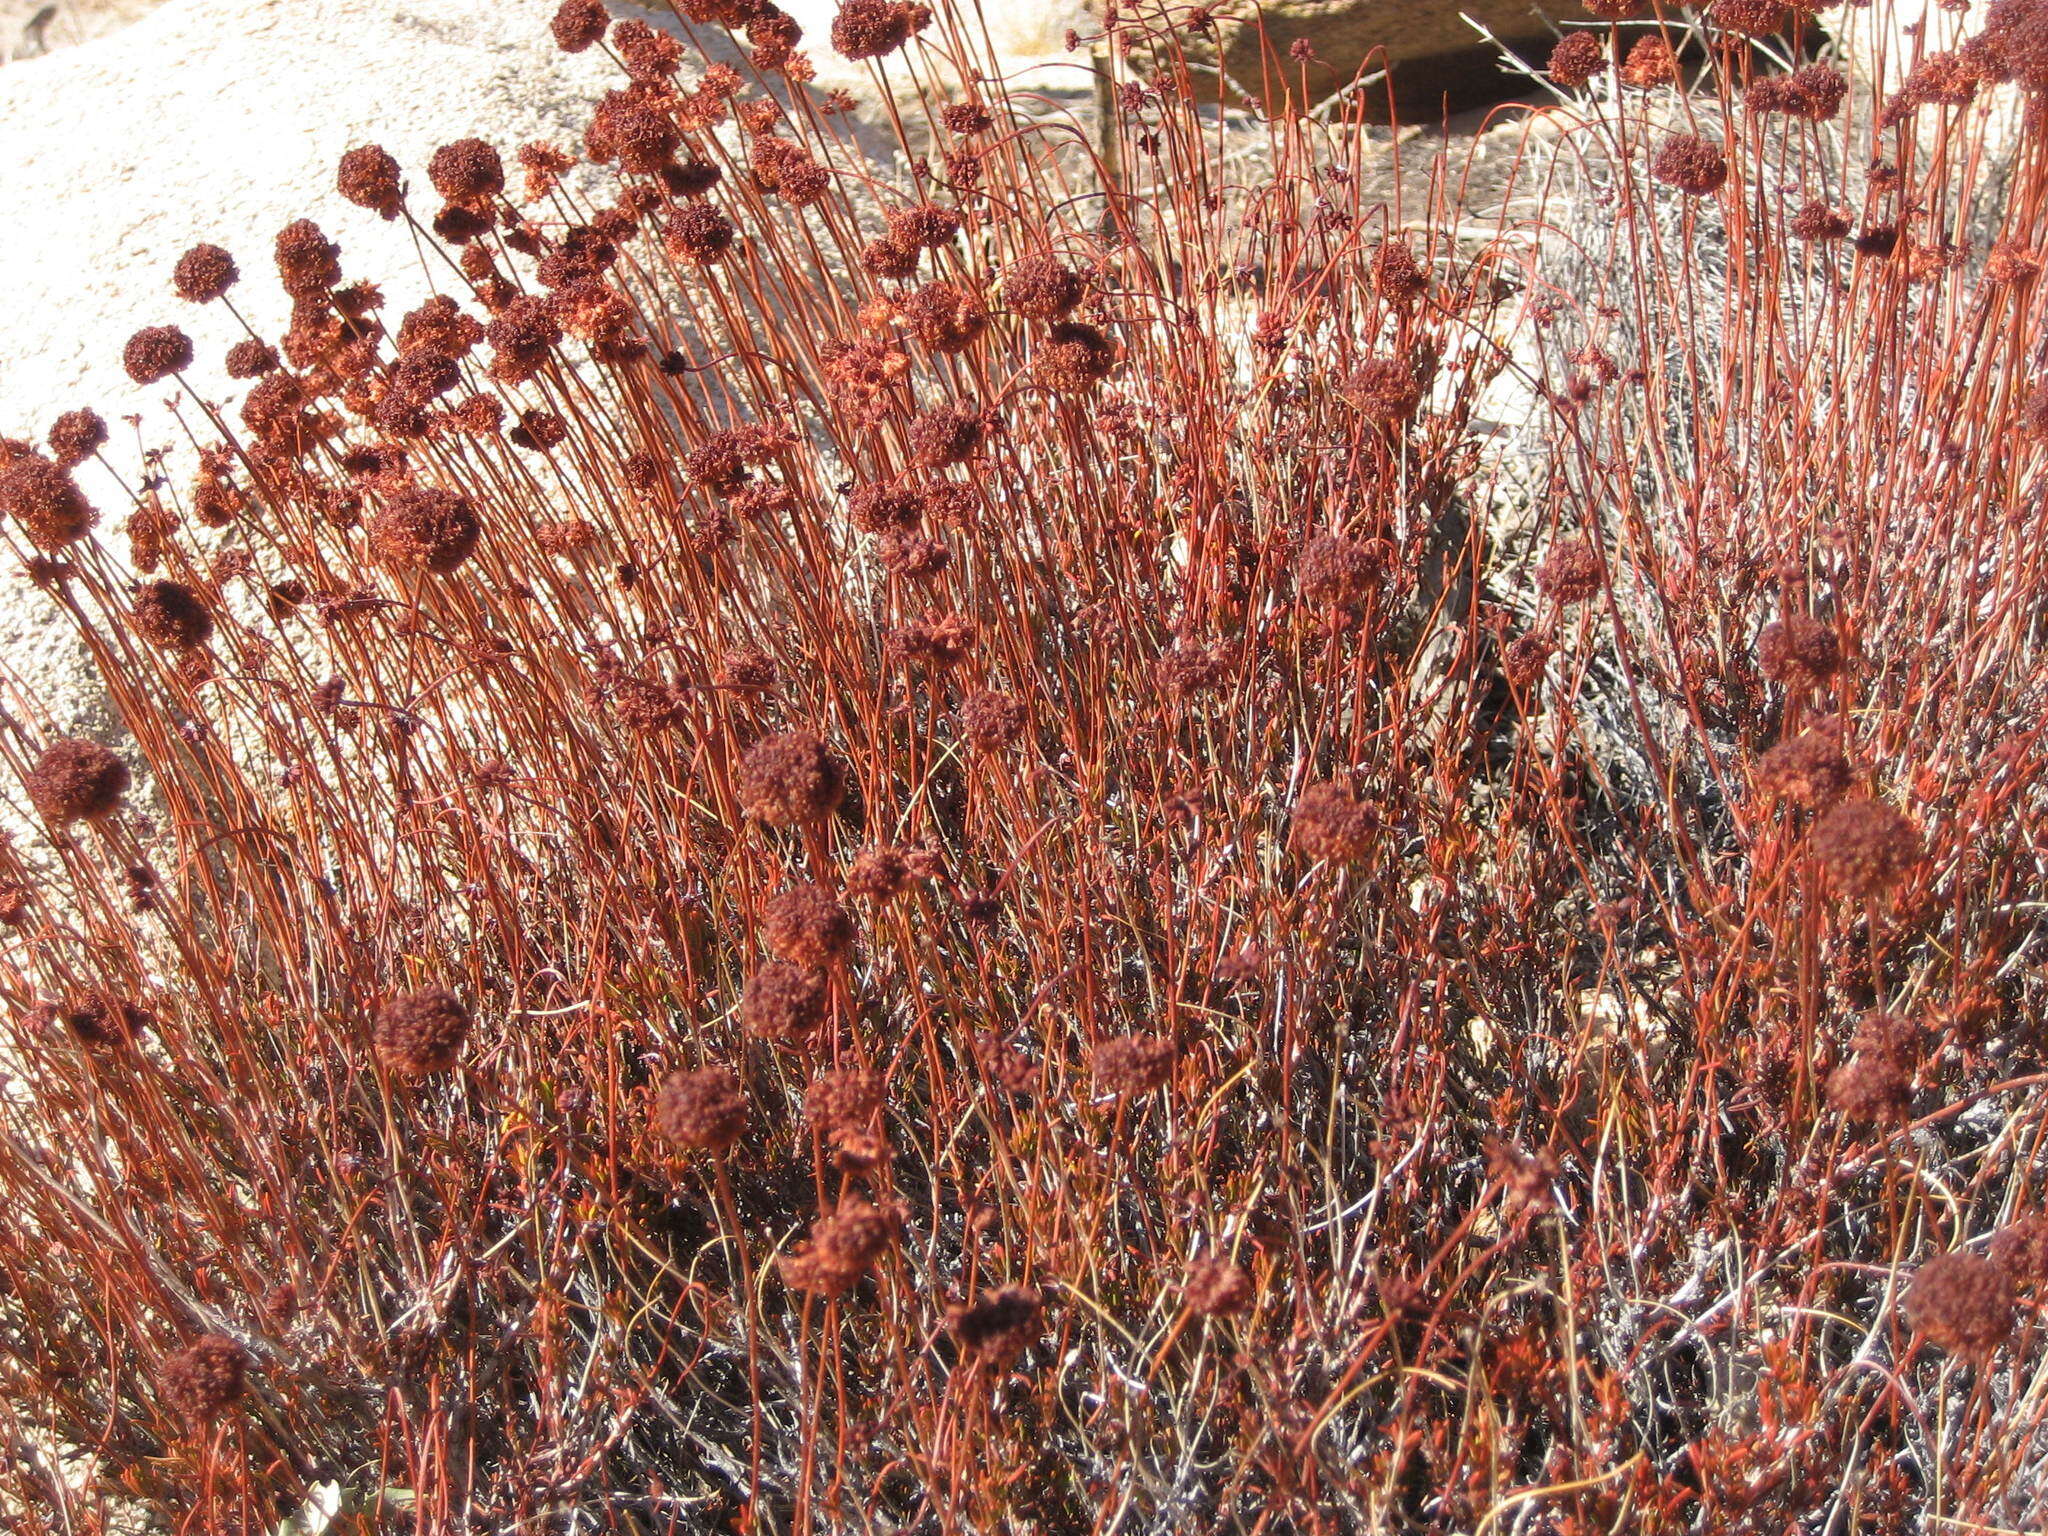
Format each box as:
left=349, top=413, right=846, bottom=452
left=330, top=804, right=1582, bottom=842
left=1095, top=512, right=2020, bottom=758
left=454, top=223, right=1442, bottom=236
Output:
left=831, top=0, right=927, bottom=59
left=1093, top=1033, right=1176, bottom=1095
left=1811, top=798, right=1922, bottom=898
left=552, top=0, right=609, bottom=51
left=24, top=737, right=130, bottom=824
left=1289, top=781, right=1375, bottom=864
left=652, top=1065, right=747, bottom=1153
left=173, top=243, right=238, bottom=304
left=1790, top=199, right=1852, bottom=242
left=1990, top=1215, right=2048, bottom=1288
left=131, top=580, right=215, bottom=650
left=1, top=453, right=97, bottom=547
left=1825, top=1050, right=1911, bottom=1122
left=899, top=280, right=987, bottom=354
left=1183, top=1255, right=1254, bottom=1316
left=123, top=326, right=194, bottom=385
left=1652, top=134, right=1730, bottom=196
left=373, top=988, right=472, bottom=1075
left=777, top=1199, right=905, bottom=1297
left=47, top=409, right=107, bottom=469
left=1755, top=724, right=1852, bottom=808
left=1003, top=253, right=1085, bottom=320
left=1905, top=1249, right=2015, bottom=1356
left=1758, top=614, right=1841, bottom=690
left=429, top=138, right=506, bottom=207
left=737, top=732, right=847, bottom=825
left=740, top=961, right=830, bottom=1045
left=369, top=485, right=482, bottom=574
left=1537, top=538, right=1603, bottom=606
left=1295, top=533, right=1381, bottom=607
left=949, top=1284, right=1042, bottom=1365
left=1619, top=34, right=1677, bottom=87
left=959, top=690, right=1028, bottom=753
left=274, top=219, right=343, bottom=299
left=1033, top=322, right=1116, bottom=393
left=762, top=884, right=855, bottom=968
left=1548, top=30, right=1608, bottom=89
left=666, top=202, right=737, bottom=263
left=160, top=1335, right=247, bottom=1425
left=338, top=144, right=405, bottom=218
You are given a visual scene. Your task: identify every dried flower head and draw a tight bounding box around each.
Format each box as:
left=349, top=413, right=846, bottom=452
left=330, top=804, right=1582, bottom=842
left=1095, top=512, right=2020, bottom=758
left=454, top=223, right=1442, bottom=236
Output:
left=1536, top=538, right=1603, bottom=606
left=1348, top=356, right=1425, bottom=422
left=778, top=1199, right=905, bottom=1297
left=887, top=203, right=962, bottom=251
left=1619, top=33, right=1678, bottom=87
left=173, top=243, right=238, bottom=304
left=665, top=201, right=737, bottom=263
left=1296, top=533, right=1381, bottom=607
left=1548, top=31, right=1608, bottom=89
left=1, top=454, right=97, bottom=547
left=1826, top=1050, right=1912, bottom=1122
left=160, top=1336, right=247, bottom=1425
left=369, top=485, right=481, bottom=574
left=899, top=280, right=987, bottom=354
left=123, top=326, right=193, bottom=385
left=338, top=144, right=405, bottom=218
left=740, top=961, right=829, bottom=1045
left=832, top=0, right=928, bottom=59
left=274, top=219, right=343, bottom=299
left=908, top=403, right=987, bottom=468
left=373, top=988, right=472, bottom=1076
left=1502, top=633, right=1552, bottom=689
left=1093, top=1033, right=1176, bottom=1095
left=762, top=884, right=855, bottom=968
left=1652, top=134, right=1730, bottom=196
left=652, top=1065, right=747, bottom=1153
left=131, top=580, right=214, bottom=650
left=1707, top=0, right=1784, bottom=35
left=52, top=992, right=154, bottom=1046
left=959, top=690, right=1028, bottom=752
left=737, top=732, right=846, bottom=824
left=1183, top=1256, right=1253, bottom=1316
left=950, top=1284, right=1042, bottom=1365
left=1812, top=798, right=1922, bottom=898
left=551, top=0, right=609, bottom=51
left=1758, top=614, right=1841, bottom=689
left=25, top=737, right=130, bottom=823
left=943, top=100, right=994, bottom=134
left=1790, top=199, right=1852, bottom=242
left=1372, top=241, right=1429, bottom=304
left=1905, top=1250, right=2015, bottom=1356
left=1157, top=639, right=1231, bottom=699
left=806, top=1068, right=887, bottom=1163
left=1989, top=1214, right=2048, bottom=1287
left=399, top=294, right=484, bottom=358
left=47, top=409, right=107, bottom=469
left=1003, top=253, right=1085, bottom=320
left=1290, top=781, right=1374, bottom=863
left=1746, top=63, right=1848, bottom=120
left=845, top=849, right=916, bottom=905
left=1756, top=724, right=1852, bottom=808
left=1034, top=322, right=1116, bottom=393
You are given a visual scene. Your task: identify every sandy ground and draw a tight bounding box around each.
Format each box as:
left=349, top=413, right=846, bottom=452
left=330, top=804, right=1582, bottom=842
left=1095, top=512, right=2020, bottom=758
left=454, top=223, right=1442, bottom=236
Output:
left=0, top=0, right=159, bottom=62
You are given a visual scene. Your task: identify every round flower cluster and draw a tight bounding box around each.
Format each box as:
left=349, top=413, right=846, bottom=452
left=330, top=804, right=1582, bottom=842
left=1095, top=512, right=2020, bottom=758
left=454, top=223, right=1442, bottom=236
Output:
left=652, top=1065, right=748, bottom=1152
left=24, top=737, right=130, bottom=824
left=373, top=988, right=472, bottom=1076
left=160, top=1335, right=248, bottom=1424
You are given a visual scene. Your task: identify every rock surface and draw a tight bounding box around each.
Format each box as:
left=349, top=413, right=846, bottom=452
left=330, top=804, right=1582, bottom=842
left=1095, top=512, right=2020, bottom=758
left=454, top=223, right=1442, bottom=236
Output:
left=1128, top=0, right=1549, bottom=118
